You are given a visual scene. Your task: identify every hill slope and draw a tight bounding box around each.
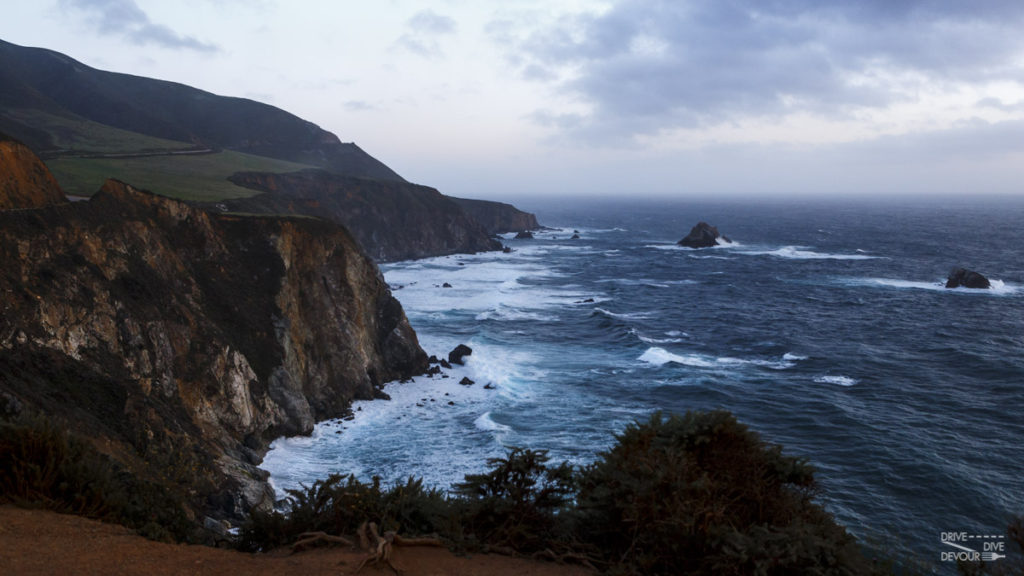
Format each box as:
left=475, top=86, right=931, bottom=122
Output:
left=0, top=38, right=401, bottom=181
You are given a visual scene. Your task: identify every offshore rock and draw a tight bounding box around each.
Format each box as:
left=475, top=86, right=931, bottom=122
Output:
left=515, top=231, right=535, bottom=239
left=0, top=178, right=427, bottom=522
left=945, top=267, right=991, bottom=289
left=678, top=222, right=731, bottom=248
left=449, top=344, right=473, bottom=365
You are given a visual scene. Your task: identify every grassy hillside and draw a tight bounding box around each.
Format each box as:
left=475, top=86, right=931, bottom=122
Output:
left=0, top=39, right=405, bottom=182
left=1, top=108, right=193, bottom=156
left=47, top=151, right=316, bottom=201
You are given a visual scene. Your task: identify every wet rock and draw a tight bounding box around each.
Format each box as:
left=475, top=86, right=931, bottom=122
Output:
left=678, top=222, right=731, bottom=248
left=449, top=344, right=473, bottom=365
left=460, top=377, right=475, bottom=386
left=945, top=267, right=991, bottom=289
left=514, top=231, right=534, bottom=239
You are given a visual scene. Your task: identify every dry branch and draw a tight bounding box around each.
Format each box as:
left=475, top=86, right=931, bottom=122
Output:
left=290, top=531, right=355, bottom=553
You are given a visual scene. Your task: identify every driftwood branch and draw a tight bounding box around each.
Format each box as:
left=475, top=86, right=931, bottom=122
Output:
left=290, top=531, right=355, bottom=553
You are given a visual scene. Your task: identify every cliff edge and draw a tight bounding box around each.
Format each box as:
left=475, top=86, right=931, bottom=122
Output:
left=222, top=170, right=502, bottom=262
left=447, top=196, right=539, bottom=235
left=0, top=132, right=67, bottom=209
left=1, top=170, right=427, bottom=524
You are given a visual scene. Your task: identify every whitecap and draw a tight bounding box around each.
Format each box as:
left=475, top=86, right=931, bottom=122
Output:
left=475, top=306, right=556, bottom=322
left=632, top=328, right=687, bottom=344
left=843, top=277, right=1020, bottom=295
left=638, top=347, right=714, bottom=367
left=783, top=352, right=808, bottom=361
left=594, top=307, right=655, bottom=320
left=739, top=246, right=880, bottom=260
left=638, top=347, right=797, bottom=370
left=815, top=375, right=858, bottom=387
left=474, top=411, right=512, bottom=434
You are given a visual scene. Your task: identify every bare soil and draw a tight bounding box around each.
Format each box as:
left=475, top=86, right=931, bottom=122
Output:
left=0, top=506, right=594, bottom=576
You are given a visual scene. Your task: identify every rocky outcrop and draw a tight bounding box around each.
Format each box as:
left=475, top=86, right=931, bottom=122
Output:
left=945, top=267, right=991, bottom=289
left=0, top=134, right=66, bottom=209
left=678, top=222, right=731, bottom=248
left=220, top=170, right=502, bottom=262
left=0, top=177, right=427, bottom=522
left=515, top=231, right=535, bottom=239
left=447, top=196, right=540, bottom=235
left=448, top=344, right=473, bottom=366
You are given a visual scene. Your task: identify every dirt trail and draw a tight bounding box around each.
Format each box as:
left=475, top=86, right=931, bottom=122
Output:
left=0, top=506, right=593, bottom=576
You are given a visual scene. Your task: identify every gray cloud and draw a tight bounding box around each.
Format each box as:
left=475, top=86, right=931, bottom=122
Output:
left=495, top=0, right=1024, bottom=141
left=59, top=0, right=219, bottom=53
left=395, top=9, right=457, bottom=58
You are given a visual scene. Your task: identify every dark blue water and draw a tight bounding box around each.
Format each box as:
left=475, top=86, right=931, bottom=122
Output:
left=264, top=196, right=1024, bottom=570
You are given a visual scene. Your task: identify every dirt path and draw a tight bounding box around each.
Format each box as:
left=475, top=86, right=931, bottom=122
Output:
left=0, top=506, right=593, bottom=576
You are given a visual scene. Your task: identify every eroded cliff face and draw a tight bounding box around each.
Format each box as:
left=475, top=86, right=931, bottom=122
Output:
left=221, top=170, right=503, bottom=262
left=447, top=196, right=540, bottom=235
left=0, top=135, right=67, bottom=209
left=0, top=178, right=427, bottom=520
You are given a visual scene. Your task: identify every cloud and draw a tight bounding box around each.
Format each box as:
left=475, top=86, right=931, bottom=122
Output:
left=494, top=0, right=1024, bottom=142
left=59, top=0, right=219, bottom=53
left=394, top=9, right=457, bottom=58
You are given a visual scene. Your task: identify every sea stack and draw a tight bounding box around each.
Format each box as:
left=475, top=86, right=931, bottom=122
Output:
left=945, top=267, right=991, bottom=289
left=678, top=222, right=731, bottom=248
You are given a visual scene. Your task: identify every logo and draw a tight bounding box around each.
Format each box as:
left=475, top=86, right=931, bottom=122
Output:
left=940, top=532, right=1006, bottom=563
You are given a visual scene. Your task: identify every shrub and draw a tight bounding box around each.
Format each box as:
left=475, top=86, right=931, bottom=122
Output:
left=0, top=413, right=122, bottom=517
left=240, top=474, right=448, bottom=551
left=0, top=413, right=193, bottom=542
left=573, top=410, right=872, bottom=575
left=454, top=447, right=576, bottom=552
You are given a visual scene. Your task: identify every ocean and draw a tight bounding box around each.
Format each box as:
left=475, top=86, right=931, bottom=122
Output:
left=261, top=195, right=1024, bottom=570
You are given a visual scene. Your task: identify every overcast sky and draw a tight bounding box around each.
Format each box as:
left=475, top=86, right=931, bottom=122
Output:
left=3, top=0, right=1024, bottom=200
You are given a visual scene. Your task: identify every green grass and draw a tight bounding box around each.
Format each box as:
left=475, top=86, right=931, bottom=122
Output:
left=2, top=108, right=192, bottom=154
left=46, top=150, right=316, bottom=201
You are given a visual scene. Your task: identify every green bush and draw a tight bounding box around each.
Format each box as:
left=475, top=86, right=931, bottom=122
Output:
left=573, top=411, right=872, bottom=575
left=240, top=474, right=448, bottom=551
left=0, top=414, right=123, bottom=517
left=0, top=413, right=193, bottom=542
left=236, top=410, right=888, bottom=574
left=454, top=447, right=576, bottom=552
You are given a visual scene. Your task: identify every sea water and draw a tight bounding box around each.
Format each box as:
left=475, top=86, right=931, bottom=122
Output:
left=261, top=196, right=1024, bottom=569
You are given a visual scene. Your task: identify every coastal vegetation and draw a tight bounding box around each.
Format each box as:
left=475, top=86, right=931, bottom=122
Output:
left=240, top=410, right=887, bottom=575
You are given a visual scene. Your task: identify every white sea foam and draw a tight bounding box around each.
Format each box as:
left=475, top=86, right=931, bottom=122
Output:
left=634, top=330, right=687, bottom=344
left=639, top=347, right=715, bottom=367
left=739, top=246, right=880, bottom=260
left=474, top=411, right=513, bottom=444
left=844, top=277, right=1020, bottom=295
left=815, top=375, right=859, bottom=387
left=595, top=307, right=655, bottom=320
left=638, top=347, right=798, bottom=370
left=645, top=239, right=741, bottom=251
left=783, top=352, right=809, bottom=361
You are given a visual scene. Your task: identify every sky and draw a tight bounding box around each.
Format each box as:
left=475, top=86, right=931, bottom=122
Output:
left=3, top=0, right=1024, bottom=200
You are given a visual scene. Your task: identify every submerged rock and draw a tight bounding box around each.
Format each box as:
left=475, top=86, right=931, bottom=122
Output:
left=678, top=222, right=731, bottom=248
left=945, top=267, right=991, bottom=289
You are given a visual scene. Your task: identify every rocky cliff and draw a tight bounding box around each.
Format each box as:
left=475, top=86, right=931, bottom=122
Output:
left=447, top=196, right=539, bottom=235
left=0, top=174, right=427, bottom=523
left=0, top=132, right=66, bottom=209
left=222, top=170, right=502, bottom=262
